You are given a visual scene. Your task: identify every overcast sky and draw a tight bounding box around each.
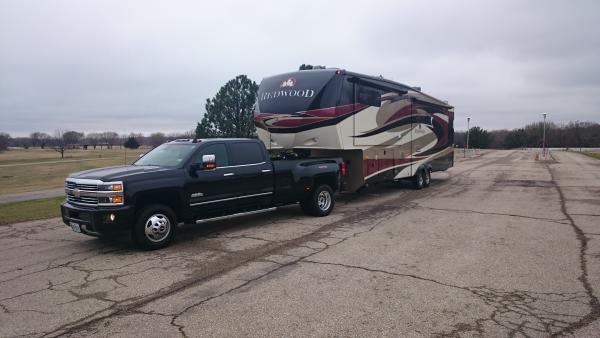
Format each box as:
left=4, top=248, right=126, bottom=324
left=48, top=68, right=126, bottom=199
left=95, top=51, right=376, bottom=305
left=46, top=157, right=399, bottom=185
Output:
left=1, top=0, right=599, bottom=136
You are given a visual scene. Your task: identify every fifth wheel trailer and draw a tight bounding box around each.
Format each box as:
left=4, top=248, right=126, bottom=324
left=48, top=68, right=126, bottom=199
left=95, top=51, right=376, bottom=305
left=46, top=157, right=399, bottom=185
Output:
left=254, top=68, right=454, bottom=192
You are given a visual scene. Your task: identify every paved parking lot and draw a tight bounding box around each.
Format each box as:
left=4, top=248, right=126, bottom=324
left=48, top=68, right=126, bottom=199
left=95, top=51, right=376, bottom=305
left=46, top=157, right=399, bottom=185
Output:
left=1, top=150, right=599, bottom=337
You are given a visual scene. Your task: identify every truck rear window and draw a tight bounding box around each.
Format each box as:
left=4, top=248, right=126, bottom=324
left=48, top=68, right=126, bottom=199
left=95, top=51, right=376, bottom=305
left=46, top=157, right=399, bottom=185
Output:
left=229, top=142, right=264, bottom=165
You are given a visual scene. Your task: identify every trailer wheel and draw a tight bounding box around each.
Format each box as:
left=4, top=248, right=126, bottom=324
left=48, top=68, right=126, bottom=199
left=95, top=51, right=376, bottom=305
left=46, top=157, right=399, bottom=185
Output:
left=423, top=169, right=431, bottom=187
left=300, top=184, right=335, bottom=217
left=413, top=169, right=425, bottom=190
left=132, top=204, right=176, bottom=250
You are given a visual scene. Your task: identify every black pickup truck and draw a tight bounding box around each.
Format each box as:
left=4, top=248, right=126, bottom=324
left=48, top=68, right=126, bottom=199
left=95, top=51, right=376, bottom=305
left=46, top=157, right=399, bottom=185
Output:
left=61, top=138, right=344, bottom=249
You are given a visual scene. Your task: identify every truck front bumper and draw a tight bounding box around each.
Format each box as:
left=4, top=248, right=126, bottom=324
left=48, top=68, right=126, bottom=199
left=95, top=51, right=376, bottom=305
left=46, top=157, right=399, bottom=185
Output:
left=61, top=202, right=135, bottom=236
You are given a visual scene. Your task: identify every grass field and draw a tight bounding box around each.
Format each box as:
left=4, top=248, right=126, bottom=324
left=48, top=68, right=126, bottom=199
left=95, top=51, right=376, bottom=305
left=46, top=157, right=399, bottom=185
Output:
left=0, top=147, right=148, bottom=164
left=0, top=196, right=64, bottom=225
left=0, top=148, right=147, bottom=195
left=580, top=151, right=600, bottom=160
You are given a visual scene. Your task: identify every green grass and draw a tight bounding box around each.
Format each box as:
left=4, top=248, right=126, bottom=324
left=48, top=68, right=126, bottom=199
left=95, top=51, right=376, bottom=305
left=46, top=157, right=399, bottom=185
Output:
left=0, top=196, right=64, bottom=225
left=581, top=151, right=600, bottom=160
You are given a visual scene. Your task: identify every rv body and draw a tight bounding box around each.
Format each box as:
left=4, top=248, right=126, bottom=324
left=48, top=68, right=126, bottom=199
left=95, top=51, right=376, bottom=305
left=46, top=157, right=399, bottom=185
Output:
left=254, top=69, right=454, bottom=192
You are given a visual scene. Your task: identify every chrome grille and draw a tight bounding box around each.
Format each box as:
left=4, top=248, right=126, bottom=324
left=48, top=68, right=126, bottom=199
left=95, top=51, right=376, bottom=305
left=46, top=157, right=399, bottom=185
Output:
left=65, top=179, right=124, bottom=206
left=66, top=181, right=98, bottom=191
left=67, top=195, right=98, bottom=205
left=77, top=184, right=98, bottom=191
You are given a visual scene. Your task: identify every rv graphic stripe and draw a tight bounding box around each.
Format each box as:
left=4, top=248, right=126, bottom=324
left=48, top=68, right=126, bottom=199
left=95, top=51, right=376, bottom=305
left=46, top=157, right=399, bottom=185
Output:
left=254, top=104, right=369, bottom=134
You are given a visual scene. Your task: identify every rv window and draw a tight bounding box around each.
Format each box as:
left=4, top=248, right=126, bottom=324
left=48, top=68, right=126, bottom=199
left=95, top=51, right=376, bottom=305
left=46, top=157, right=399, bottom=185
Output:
left=311, top=77, right=342, bottom=110
left=256, top=71, right=342, bottom=114
left=356, top=85, right=384, bottom=107
left=338, top=77, right=354, bottom=106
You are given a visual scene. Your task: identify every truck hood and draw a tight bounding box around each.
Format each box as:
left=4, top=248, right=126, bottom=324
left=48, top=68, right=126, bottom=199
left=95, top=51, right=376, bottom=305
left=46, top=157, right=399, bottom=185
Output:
left=68, top=165, right=175, bottom=182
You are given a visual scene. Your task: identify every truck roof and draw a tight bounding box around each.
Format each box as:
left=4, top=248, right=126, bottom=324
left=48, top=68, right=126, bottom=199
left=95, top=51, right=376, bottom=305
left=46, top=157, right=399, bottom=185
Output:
left=168, top=138, right=258, bottom=144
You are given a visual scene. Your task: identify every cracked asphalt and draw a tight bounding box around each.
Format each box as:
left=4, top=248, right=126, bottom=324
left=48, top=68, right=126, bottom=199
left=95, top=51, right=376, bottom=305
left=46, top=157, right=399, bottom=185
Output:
left=1, top=150, right=599, bottom=337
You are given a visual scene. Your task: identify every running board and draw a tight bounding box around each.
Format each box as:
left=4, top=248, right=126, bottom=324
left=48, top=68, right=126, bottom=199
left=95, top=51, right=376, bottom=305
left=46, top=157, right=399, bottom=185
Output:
left=195, top=207, right=277, bottom=224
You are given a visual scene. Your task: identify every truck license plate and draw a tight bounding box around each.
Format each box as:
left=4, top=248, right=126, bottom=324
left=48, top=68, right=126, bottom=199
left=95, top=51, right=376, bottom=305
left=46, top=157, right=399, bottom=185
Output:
left=70, top=222, right=81, bottom=233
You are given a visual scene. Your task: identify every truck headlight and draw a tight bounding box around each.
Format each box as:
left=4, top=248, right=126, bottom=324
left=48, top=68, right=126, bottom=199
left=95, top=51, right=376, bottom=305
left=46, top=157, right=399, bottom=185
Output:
left=100, top=183, right=123, bottom=191
left=97, top=181, right=125, bottom=205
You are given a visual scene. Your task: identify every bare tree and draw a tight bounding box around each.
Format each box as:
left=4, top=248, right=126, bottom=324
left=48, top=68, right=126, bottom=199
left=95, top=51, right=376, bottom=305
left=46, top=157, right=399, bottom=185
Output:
left=30, top=132, right=50, bottom=148
left=101, top=131, right=119, bottom=149
left=86, top=133, right=101, bottom=149
left=52, top=130, right=67, bottom=158
left=149, top=132, right=166, bottom=148
left=168, top=130, right=196, bottom=140
left=118, top=133, right=129, bottom=149
left=63, top=131, right=84, bottom=147
left=0, top=132, right=11, bottom=151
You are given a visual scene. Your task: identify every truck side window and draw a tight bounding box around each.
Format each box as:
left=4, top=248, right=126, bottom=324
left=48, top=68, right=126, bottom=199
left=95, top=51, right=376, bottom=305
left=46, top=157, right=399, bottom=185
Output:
left=194, top=144, right=229, bottom=167
left=229, top=142, right=264, bottom=165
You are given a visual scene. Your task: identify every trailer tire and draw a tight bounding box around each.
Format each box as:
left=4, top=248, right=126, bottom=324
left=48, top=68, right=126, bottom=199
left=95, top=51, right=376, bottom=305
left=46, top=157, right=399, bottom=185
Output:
left=300, top=184, right=335, bottom=217
left=132, top=204, right=176, bottom=250
left=413, top=169, right=425, bottom=190
left=423, top=169, right=431, bottom=187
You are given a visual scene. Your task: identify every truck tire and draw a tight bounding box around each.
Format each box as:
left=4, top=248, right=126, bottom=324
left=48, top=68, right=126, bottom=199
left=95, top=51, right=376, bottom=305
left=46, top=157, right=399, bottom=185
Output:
left=423, top=169, right=431, bottom=187
left=300, top=184, right=335, bottom=217
left=413, top=169, right=425, bottom=190
left=133, top=204, right=176, bottom=250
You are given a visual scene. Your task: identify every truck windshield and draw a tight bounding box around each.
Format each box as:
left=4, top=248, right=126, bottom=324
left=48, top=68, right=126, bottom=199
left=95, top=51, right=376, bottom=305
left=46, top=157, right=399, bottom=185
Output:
left=134, top=143, right=196, bottom=167
left=255, top=70, right=344, bottom=114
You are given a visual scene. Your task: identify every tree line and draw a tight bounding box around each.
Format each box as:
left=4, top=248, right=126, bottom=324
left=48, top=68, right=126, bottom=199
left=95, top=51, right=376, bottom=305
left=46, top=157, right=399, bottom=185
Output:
left=455, top=121, right=600, bottom=149
left=0, top=130, right=195, bottom=157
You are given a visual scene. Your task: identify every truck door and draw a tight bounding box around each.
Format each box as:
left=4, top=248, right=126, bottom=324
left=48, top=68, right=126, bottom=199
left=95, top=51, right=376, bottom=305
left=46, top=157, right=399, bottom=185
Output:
left=226, top=141, right=274, bottom=209
left=187, top=143, right=235, bottom=219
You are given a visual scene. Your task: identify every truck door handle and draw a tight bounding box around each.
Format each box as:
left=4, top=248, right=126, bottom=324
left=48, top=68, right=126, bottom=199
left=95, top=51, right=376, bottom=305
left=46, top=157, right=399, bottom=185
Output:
left=261, top=169, right=272, bottom=173
left=223, top=173, right=235, bottom=177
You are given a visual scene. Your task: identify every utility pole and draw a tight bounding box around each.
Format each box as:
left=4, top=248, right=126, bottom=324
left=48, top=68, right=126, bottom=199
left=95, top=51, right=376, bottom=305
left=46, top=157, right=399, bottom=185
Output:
left=542, top=113, right=547, bottom=158
left=465, top=117, right=471, bottom=158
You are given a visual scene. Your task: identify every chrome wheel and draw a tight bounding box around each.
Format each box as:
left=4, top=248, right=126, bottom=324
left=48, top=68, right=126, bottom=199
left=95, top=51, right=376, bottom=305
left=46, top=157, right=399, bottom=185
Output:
left=417, top=172, right=424, bottom=187
left=424, top=171, right=430, bottom=185
left=144, top=213, right=171, bottom=242
left=317, top=190, right=332, bottom=211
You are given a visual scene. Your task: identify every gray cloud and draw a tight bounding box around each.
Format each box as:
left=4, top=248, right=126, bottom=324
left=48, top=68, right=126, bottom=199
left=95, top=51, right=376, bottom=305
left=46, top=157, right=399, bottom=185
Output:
left=1, top=0, right=599, bottom=136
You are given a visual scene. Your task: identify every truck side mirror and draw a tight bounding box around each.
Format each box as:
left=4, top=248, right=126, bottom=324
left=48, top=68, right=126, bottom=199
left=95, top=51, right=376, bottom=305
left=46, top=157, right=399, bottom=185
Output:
left=202, top=154, right=216, bottom=170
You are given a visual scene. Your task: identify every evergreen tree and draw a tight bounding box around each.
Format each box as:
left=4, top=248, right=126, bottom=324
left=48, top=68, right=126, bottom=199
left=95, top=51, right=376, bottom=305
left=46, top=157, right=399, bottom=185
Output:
left=467, top=126, right=492, bottom=149
left=123, top=136, right=140, bottom=149
left=195, top=75, right=258, bottom=138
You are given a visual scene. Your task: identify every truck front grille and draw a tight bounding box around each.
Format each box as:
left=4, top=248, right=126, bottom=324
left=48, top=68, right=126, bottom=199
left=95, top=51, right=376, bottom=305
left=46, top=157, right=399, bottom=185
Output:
left=66, top=181, right=98, bottom=191
left=66, top=195, right=99, bottom=205
left=64, top=179, right=124, bottom=207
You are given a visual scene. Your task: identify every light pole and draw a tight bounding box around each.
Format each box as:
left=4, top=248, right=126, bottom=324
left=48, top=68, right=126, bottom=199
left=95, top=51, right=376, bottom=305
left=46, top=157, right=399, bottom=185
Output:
left=542, top=113, right=547, bottom=158
left=465, top=117, right=471, bottom=158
